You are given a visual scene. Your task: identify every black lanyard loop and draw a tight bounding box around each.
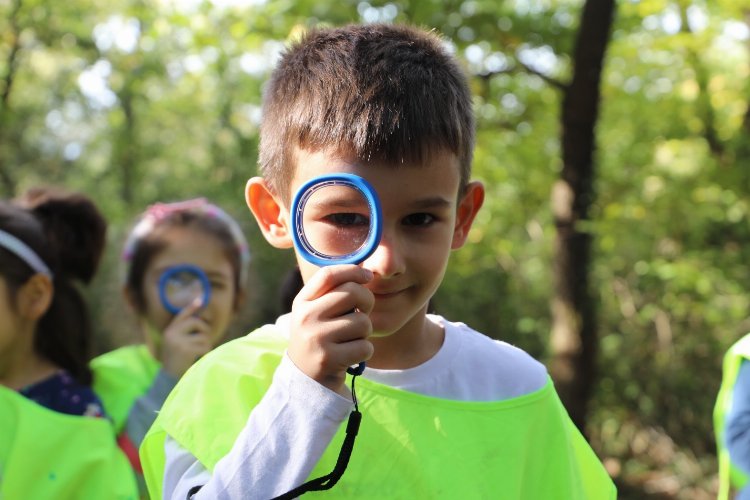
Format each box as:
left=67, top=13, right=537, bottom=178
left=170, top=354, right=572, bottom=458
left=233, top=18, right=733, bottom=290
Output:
left=271, top=365, right=363, bottom=500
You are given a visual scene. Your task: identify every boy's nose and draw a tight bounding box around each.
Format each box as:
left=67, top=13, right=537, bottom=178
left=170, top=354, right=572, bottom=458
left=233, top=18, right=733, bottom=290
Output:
left=361, top=232, right=405, bottom=278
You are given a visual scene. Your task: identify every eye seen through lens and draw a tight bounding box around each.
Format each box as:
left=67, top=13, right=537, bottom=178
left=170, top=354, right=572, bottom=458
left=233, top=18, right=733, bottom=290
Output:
left=291, top=173, right=382, bottom=266
left=301, top=184, right=371, bottom=259
left=291, top=173, right=383, bottom=267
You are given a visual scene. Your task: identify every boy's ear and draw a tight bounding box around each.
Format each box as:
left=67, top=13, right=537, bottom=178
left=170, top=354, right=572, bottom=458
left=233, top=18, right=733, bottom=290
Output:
left=18, top=274, right=53, bottom=321
left=245, top=177, right=294, bottom=249
left=451, top=181, right=485, bottom=250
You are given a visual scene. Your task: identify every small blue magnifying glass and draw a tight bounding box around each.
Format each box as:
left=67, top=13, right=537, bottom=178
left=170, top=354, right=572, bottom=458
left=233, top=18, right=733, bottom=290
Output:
left=290, top=173, right=383, bottom=375
left=158, top=264, right=212, bottom=315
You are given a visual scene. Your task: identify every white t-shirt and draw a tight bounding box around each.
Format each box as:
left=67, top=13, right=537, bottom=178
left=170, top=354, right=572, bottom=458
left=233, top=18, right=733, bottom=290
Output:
left=162, top=314, right=548, bottom=499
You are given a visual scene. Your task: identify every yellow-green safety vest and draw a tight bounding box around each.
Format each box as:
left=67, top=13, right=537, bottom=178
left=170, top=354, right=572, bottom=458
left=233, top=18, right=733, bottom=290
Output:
left=141, top=325, right=616, bottom=499
left=0, top=384, right=138, bottom=499
left=92, top=344, right=161, bottom=434
left=714, top=333, right=750, bottom=500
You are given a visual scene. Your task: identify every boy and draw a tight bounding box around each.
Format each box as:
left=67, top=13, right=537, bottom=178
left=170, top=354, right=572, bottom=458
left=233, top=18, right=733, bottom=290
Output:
left=141, top=23, right=616, bottom=499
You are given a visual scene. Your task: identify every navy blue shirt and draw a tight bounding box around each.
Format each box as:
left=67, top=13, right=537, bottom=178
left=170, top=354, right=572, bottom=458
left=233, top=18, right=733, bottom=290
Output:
left=19, top=371, right=106, bottom=418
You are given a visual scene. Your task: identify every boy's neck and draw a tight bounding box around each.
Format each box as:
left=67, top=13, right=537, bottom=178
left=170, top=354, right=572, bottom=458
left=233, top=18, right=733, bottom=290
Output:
left=366, top=313, right=444, bottom=370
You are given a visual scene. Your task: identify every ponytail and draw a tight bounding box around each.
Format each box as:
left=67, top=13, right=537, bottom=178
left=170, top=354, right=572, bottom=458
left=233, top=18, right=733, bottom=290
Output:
left=12, top=187, right=107, bottom=385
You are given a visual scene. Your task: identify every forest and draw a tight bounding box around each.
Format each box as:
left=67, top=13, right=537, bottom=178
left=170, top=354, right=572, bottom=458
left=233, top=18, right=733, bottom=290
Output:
left=1, top=0, right=747, bottom=497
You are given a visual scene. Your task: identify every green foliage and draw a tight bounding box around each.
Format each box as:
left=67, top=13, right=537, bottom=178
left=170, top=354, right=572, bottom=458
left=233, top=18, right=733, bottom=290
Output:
left=4, top=0, right=750, bottom=497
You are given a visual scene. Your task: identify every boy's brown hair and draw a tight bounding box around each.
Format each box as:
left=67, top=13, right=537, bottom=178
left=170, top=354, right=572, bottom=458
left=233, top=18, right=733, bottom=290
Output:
left=258, top=23, right=475, bottom=203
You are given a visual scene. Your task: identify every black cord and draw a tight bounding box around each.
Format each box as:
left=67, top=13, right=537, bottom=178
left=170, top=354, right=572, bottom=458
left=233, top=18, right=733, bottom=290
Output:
left=271, top=366, right=363, bottom=500
left=187, top=366, right=364, bottom=500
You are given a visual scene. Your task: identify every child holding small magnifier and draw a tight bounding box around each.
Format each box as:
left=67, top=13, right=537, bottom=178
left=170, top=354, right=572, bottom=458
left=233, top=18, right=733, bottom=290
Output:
left=91, top=198, right=250, bottom=488
left=142, top=24, right=616, bottom=499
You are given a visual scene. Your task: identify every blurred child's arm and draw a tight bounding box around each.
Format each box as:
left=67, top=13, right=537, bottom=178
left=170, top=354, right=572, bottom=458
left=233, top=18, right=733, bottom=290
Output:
left=163, top=353, right=352, bottom=499
left=126, top=370, right=178, bottom=446
left=726, top=360, right=750, bottom=474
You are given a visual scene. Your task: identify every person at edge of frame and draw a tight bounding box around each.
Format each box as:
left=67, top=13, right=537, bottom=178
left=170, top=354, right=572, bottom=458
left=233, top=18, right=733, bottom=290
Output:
left=1, top=187, right=137, bottom=499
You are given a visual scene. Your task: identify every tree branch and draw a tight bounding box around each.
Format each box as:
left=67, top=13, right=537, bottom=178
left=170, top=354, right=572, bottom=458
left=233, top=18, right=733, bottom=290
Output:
left=516, top=60, right=569, bottom=92
left=477, top=58, right=568, bottom=92
left=678, top=2, right=726, bottom=160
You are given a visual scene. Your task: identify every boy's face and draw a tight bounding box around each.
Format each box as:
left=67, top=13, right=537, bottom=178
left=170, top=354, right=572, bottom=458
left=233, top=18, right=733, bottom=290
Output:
left=275, top=147, right=483, bottom=337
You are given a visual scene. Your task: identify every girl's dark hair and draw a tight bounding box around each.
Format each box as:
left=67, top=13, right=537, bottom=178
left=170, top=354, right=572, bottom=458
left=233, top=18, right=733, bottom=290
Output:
left=1, top=187, right=107, bottom=385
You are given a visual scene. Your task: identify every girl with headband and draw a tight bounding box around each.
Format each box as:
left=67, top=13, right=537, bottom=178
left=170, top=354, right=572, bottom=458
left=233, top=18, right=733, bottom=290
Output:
left=0, top=188, right=137, bottom=498
left=91, top=198, right=251, bottom=490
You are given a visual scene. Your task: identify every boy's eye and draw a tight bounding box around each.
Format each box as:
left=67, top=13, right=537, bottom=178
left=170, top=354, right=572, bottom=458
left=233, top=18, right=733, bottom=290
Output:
left=403, top=213, right=435, bottom=227
left=305, top=211, right=371, bottom=257
left=323, top=212, right=369, bottom=227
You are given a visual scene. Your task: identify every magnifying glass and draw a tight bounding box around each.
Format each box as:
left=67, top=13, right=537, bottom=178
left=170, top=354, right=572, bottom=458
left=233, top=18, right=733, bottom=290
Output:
left=290, top=173, right=383, bottom=374
left=158, top=264, right=212, bottom=315
left=291, top=173, right=382, bottom=267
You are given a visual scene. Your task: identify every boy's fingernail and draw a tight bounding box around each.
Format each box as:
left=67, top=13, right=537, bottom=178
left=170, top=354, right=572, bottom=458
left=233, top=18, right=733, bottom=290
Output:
left=363, top=269, right=374, bottom=280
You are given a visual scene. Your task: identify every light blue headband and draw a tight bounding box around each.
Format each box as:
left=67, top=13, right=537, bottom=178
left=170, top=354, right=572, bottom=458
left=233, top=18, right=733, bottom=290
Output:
left=0, top=229, right=53, bottom=277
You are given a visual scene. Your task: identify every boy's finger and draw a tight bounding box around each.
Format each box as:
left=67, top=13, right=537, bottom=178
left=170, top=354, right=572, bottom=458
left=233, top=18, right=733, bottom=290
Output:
left=329, top=338, right=374, bottom=370
left=311, top=283, right=375, bottom=318
left=296, top=265, right=373, bottom=302
left=323, top=312, right=373, bottom=343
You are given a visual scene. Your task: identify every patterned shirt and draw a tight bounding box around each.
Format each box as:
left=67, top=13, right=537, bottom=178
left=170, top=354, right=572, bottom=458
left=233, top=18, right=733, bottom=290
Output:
left=19, top=370, right=106, bottom=418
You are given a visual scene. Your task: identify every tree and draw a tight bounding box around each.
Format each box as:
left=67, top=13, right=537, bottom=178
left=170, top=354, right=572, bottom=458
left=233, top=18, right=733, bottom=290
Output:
left=550, top=0, right=617, bottom=432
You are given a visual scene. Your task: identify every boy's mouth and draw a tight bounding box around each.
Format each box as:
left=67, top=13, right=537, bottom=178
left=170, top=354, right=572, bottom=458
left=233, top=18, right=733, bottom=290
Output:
left=370, top=287, right=404, bottom=299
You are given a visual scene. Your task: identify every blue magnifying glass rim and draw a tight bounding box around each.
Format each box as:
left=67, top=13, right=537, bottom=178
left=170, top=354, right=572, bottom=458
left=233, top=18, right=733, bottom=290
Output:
left=158, top=264, right=212, bottom=315
left=291, top=173, right=383, bottom=267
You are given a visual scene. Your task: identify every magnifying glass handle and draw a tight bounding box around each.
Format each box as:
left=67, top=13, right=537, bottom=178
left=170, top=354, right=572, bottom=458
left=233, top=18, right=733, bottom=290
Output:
left=347, top=362, right=365, bottom=376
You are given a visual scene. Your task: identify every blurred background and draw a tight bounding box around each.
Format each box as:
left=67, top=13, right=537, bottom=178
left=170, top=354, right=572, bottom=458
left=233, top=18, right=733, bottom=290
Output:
left=1, top=0, right=747, bottom=497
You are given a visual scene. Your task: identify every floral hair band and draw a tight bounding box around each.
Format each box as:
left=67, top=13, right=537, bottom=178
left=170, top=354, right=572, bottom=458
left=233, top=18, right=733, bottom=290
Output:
left=121, top=198, right=251, bottom=285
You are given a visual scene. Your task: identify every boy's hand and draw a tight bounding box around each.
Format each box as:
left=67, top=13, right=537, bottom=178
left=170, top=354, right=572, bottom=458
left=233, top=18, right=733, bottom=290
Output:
left=160, top=298, right=213, bottom=378
left=288, top=265, right=375, bottom=397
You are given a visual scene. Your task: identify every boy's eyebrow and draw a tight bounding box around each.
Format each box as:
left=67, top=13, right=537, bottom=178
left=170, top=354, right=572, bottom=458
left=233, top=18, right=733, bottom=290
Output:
left=306, top=193, right=454, bottom=210
left=409, top=196, right=453, bottom=209
left=307, top=192, right=368, bottom=209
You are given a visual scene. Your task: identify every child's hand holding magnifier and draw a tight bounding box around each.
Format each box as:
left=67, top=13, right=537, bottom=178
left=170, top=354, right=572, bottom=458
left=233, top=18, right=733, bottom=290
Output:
left=269, top=173, right=382, bottom=500
left=288, top=173, right=382, bottom=395
left=159, top=265, right=214, bottom=378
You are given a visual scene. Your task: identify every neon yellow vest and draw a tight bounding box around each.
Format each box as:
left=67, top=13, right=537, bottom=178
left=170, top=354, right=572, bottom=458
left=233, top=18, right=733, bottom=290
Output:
left=0, top=384, right=138, bottom=499
left=92, top=344, right=161, bottom=434
left=714, top=333, right=750, bottom=500
left=142, top=325, right=616, bottom=499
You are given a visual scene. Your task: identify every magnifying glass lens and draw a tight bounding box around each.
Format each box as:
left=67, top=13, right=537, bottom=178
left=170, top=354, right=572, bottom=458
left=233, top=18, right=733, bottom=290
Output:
left=300, top=183, right=372, bottom=261
left=163, top=269, right=206, bottom=311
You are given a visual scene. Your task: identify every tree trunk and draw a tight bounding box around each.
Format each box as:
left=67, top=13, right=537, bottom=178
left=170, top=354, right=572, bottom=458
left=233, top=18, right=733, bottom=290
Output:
left=550, top=0, right=616, bottom=433
left=116, top=88, right=136, bottom=207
